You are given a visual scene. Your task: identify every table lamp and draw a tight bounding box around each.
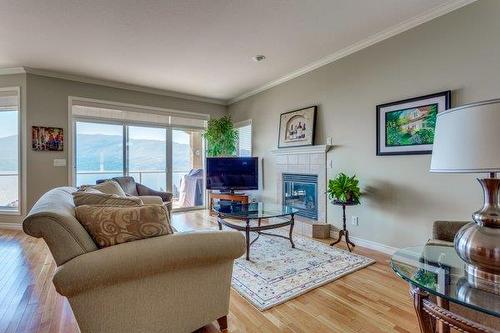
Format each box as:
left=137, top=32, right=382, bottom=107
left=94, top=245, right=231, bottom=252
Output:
left=430, top=99, right=500, bottom=287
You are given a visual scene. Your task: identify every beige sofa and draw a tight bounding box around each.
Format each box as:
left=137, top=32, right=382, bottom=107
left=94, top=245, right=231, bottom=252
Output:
left=23, top=187, right=246, bottom=333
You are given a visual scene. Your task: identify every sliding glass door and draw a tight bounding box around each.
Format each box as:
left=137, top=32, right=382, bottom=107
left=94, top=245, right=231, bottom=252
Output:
left=128, top=126, right=167, bottom=192
left=172, top=129, right=204, bottom=209
left=74, top=120, right=205, bottom=210
left=75, top=121, right=124, bottom=186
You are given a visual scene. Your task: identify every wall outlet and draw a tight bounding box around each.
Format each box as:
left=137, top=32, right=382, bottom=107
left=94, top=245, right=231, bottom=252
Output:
left=351, top=216, right=359, bottom=226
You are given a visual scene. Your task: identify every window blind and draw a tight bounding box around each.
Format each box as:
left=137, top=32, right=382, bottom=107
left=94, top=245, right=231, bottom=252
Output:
left=0, top=90, right=19, bottom=109
left=236, top=120, right=252, bottom=157
left=71, top=99, right=208, bottom=129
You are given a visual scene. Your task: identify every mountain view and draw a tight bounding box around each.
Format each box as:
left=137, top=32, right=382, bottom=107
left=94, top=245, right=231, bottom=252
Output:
left=76, top=134, right=191, bottom=171
left=0, top=134, right=193, bottom=206
left=0, top=134, right=191, bottom=172
left=0, top=135, right=18, bottom=171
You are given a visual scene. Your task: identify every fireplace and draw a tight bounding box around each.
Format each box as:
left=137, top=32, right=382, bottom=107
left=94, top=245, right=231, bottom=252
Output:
left=283, top=173, right=318, bottom=220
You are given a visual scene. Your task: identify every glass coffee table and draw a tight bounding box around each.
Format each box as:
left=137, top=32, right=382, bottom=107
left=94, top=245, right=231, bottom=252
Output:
left=212, top=202, right=299, bottom=260
left=391, top=244, right=500, bottom=332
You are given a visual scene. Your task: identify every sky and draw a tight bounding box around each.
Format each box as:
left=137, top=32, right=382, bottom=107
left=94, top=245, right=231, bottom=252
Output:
left=0, top=111, right=18, bottom=138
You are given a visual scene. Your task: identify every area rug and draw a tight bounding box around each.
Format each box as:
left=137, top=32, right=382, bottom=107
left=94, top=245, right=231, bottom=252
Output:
left=230, top=231, right=375, bottom=311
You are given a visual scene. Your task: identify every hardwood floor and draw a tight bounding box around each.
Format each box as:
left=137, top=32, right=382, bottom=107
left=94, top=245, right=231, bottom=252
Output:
left=0, top=210, right=419, bottom=333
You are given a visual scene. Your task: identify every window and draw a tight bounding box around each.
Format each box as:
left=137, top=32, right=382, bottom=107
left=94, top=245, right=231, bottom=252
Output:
left=129, top=126, right=167, bottom=192
left=235, top=120, right=252, bottom=157
left=75, top=122, right=124, bottom=186
left=71, top=98, right=208, bottom=211
left=0, top=89, right=20, bottom=213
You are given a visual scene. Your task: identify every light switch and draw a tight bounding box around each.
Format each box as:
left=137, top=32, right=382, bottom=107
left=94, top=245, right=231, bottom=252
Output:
left=53, top=159, right=67, bottom=167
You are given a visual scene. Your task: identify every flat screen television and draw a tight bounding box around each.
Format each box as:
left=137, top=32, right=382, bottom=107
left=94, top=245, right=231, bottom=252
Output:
left=206, top=157, right=258, bottom=192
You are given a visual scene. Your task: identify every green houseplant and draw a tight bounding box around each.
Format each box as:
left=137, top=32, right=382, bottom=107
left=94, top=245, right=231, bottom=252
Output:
left=202, top=115, right=238, bottom=157
left=327, top=173, right=361, bottom=204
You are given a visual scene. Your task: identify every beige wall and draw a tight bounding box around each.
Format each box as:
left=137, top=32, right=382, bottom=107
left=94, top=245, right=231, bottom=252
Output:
left=228, top=0, right=499, bottom=248
left=24, top=74, right=225, bottom=211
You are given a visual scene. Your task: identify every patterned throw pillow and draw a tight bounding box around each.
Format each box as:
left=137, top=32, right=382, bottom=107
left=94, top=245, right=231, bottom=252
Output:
left=72, top=190, right=143, bottom=207
left=75, top=204, right=173, bottom=248
left=83, top=180, right=128, bottom=197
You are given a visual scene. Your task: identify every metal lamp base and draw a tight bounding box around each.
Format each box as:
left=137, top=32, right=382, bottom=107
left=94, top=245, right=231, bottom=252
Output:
left=465, top=264, right=500, bottom=294
left=454, top=176, right=500, bottom=290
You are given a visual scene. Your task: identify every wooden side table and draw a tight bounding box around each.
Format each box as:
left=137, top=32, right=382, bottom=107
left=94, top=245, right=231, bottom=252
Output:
left=208, top=192, right=249, bottom=216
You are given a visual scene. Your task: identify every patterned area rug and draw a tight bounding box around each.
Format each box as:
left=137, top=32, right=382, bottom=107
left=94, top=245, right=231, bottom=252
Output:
left=231, top=231, right=375, bottom=311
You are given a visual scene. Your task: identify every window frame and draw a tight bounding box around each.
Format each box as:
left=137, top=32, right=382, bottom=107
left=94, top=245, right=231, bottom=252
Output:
left=68, top=96, right=208, bottom=211
left=0, top=87, right=23, bottom=216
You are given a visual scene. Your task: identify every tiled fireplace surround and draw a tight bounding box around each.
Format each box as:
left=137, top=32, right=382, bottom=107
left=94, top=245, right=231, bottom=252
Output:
left=271, top=145, right=332, bottom=236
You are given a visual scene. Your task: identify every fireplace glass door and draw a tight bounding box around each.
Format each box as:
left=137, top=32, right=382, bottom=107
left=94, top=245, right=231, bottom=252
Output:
left=283, top=174, right=318, bottom=220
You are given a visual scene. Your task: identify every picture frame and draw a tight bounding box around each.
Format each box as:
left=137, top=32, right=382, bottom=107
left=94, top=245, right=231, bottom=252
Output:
left=278, top=106, right=317, bottom=148
left=32, top=126, right=64, bottom=151
left=376, top=91, right=451, bottom=156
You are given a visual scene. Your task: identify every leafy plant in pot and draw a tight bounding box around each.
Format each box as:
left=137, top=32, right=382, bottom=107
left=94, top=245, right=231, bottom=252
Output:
left=327, top=173, right=361, bottom=204
left=202, top=115, right=238, bottom=157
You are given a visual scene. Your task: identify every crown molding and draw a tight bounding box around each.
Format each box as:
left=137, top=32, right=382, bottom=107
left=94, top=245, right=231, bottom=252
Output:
left=228, top=0, right=477, bottom=105
left=23, top=67, right=227, bottom=105
left=0, top=66, right=226, bottom=105
left=0, top=67, right=26, bottom=75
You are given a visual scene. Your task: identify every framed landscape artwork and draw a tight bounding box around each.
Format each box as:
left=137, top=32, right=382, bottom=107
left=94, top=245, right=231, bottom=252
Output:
left=278, top=106, right=317, bottom=148
left=376, top=91, right=451, bottom=156
left=32, top=126, right=64, bottom=151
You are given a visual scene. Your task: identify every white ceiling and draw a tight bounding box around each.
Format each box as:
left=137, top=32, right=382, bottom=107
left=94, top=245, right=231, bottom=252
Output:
left=0, top=0, right=473, bottom=104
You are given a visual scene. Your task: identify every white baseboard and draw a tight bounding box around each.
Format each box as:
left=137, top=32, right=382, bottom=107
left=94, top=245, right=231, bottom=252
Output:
left=0, top=222, right=23, bottom=230
left=330, top=230, right=399, bottom=255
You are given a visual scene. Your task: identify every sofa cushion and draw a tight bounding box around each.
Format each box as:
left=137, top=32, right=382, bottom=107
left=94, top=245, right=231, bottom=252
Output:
left=139, top=195, right=163, bottom=205
left=75, top=204, right=173, bottom=248
left=112, top=176, right=139, bottom=196
left=73, top=190, right=143, bottom=207
left=91, top=180, right=127, bottom=197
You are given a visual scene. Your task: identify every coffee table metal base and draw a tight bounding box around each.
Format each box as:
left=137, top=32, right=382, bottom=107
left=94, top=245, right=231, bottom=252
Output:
left=217, top=214, right=295, bottom=260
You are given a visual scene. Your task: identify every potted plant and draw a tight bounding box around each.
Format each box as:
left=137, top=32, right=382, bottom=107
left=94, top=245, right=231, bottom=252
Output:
left=202, top=115, right=238, bottom=157
left=327, top=173, right=361, bottom=204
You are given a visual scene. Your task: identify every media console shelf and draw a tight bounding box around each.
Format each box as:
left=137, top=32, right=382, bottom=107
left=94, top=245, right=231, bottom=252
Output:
left=208, top=192, right=249, bottom=216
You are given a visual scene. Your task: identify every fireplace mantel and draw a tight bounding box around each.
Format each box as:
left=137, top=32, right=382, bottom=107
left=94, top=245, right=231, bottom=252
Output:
left=272, top=144, right=330, bottom=224
left=271, top=144, right=333, bottom=155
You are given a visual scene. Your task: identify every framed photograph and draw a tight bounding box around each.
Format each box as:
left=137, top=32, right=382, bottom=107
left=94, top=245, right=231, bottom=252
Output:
left=376, top=91, right=451, bottom=156
left=32, top=126, right=64, bottom=151
left=278, top=106, right=317, bottom=148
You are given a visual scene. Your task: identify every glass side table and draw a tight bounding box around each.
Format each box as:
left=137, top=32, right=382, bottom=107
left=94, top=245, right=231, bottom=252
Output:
left=391, top=244, right=500, bottom=333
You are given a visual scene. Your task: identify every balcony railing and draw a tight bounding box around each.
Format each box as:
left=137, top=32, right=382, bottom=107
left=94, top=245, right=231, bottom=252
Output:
left=76, top=170, right=192, bottom=195
left=0, top=172, right=19, bottom=210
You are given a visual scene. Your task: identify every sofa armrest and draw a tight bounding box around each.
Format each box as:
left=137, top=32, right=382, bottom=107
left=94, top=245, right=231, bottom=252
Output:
left=432, top=220, right=469, bottom=242
left=136, top=183, right=172, bottom=202
left=53, top=231, right=245, bottom=297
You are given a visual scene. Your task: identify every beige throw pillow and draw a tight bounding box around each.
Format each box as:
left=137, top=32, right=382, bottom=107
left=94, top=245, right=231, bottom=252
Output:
left=73, top=191, right=143, bottom=207
left=75, top=204, right=173, bottom=248
left=90, top=180, right=127, bottom=197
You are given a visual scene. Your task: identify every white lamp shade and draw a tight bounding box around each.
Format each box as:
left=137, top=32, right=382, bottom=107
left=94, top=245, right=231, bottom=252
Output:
left=430, top=99, right=500, bottom=173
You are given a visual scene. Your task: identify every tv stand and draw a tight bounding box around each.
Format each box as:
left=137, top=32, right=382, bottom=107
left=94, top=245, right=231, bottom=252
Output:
left=208, top=192, right=249, bottom=216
